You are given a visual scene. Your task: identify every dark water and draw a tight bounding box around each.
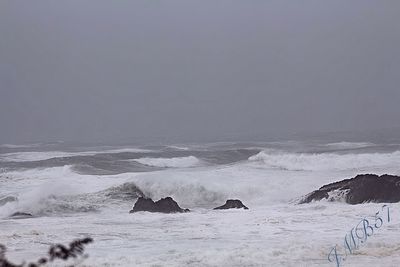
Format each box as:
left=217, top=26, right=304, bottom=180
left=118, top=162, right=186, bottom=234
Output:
left=1, top=141, right=400, bottom=175
left=0, top=143, right=261, bottom=175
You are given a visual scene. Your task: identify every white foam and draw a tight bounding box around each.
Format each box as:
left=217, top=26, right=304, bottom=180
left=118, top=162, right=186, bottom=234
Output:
left=133, top=156, right=202, bottom=168
left=2, top=145, right=400, bottom=266
left=2, top=202, right=399, bottom=267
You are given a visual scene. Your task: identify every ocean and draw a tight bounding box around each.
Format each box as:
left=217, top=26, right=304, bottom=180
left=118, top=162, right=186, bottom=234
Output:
left=1, top=140, right=400, bottom=266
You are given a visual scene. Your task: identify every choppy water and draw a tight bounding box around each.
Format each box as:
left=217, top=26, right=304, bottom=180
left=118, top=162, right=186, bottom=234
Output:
left=1, top=141, right=400, bottom=266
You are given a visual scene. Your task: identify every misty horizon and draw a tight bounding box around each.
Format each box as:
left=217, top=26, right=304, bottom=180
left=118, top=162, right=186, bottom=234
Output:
left=1, top=1, right=399, bottom=144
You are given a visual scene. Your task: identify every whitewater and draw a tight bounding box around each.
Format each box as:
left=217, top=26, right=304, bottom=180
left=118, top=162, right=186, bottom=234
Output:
left=1, top=141, right=400, bottom=266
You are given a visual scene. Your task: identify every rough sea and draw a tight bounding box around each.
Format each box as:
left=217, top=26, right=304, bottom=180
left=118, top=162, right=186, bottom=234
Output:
left=1, top=140, right=400, bottom=266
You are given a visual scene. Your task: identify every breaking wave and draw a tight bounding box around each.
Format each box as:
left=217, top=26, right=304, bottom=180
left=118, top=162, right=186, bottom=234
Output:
left=0, top=196, right=18, bottom=206
left=98, top=182, right=145, bottom=201
left=132, top=179, right=227, bottom=208
left=249, top=150, right=400, bottom=171
left=133, top=156, right=202, bottom=168
left=0, top=181, right=146, bottom=218
left=0, top=193, right=99, bottom=218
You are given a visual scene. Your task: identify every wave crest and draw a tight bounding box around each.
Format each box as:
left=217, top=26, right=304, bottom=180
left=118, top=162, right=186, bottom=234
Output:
left=249, top=150, right=400, bottom=171
left=99, top=182, right=145, bottom=201
left=133, top=156, right=202, bottom=168
left=324, top=142, right=375, bottom=150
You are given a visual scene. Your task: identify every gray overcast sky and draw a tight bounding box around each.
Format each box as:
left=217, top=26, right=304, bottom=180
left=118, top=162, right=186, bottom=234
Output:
left=1, top=1, right=399, bottom=144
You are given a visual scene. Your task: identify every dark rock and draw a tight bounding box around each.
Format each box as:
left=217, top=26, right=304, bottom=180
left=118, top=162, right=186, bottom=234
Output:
left=129, top=197, right=190, bottom=213
left=0, top=196, right=17, bottom=206
left=214, top=199, right=249, bottom=210
left=9, top=212, right=33, bottom=218
left=300, top=174, right=400, bottom=204
left=130, top=197, right=157, bottom=212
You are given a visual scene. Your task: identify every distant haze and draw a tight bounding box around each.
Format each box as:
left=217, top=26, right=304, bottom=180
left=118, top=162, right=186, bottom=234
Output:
left=1, top=1, right=399, bottom=144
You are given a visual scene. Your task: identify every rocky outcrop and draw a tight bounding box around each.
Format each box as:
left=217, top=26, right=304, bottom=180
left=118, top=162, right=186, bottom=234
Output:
left=300, top=174, right=400, bottom=204
left=129, top=197, right=190, bottom=213
left=214, top=199, right=249, bottom=210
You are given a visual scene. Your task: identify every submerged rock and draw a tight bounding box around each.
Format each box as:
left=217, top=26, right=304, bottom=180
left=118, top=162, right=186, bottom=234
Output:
left=129, top=197, right=190, bottom=213
left=9, top=212, right=33, bottom=218
left=214, top=199, right=249, bottom=210
left=300, top=174, right=400, bottom=204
